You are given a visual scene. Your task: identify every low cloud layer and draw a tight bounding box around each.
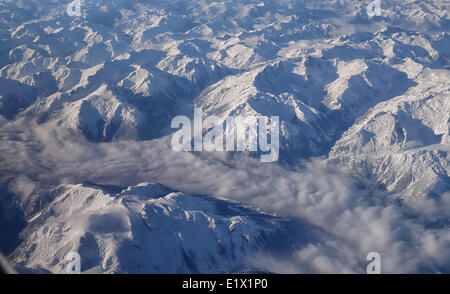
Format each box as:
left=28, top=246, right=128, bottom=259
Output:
left=1, top=120, right=450, bottom=273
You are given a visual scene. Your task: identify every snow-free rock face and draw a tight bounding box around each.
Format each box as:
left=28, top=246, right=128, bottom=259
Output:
left=10, top=183, right=302, bottom=273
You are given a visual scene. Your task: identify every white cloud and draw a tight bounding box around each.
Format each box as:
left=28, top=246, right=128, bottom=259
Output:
left=1, top=121, right=450, bottom=273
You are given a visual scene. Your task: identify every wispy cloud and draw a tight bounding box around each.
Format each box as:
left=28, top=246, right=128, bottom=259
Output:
left=1, top=120, right=449, bottom=273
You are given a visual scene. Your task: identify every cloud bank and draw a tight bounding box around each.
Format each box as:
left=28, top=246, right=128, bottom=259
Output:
left=0, top=120, right=449, bottom=273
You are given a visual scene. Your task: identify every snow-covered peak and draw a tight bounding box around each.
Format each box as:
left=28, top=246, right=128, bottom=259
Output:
left=11, top=183, right=300, bottom=273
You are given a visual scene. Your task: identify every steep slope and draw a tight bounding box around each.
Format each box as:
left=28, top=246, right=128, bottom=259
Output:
left=10, top=183, right=304, bottom=273
left=0, top=0, right=449, bottom=275
left=194, top=36, right=422, bottom=161
left=330, top=68, right=449, bottom=199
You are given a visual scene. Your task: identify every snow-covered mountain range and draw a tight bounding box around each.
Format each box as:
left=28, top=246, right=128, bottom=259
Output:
left=10, top=183, right=307, bottom=273
left=0, top=0, right=448, bottom=273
